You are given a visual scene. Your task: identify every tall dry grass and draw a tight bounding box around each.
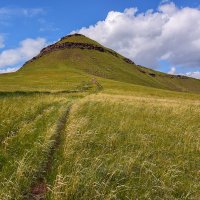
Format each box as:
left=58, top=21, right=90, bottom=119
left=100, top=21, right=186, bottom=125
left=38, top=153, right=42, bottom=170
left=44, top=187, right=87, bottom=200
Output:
left=47, top=93, right=200, bottom=200
left=0, top=94, right=71, bottom=200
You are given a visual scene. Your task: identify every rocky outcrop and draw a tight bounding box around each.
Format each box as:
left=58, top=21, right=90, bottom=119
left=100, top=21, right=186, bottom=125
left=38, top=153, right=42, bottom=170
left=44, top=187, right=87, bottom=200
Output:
left=39, top=42, right=123, bottom=59
left=40, top=42, right=106, bottom=55
left=175, top=75, right=189, bottom=79
left=149, top=73, right=156, bottom=77
left=149, top=73, right=189, bottom=79
left=25, top=40, right=136, bottom=66
left=137, top=66, right=189, bottom=79
left=123, top=58, right=135, bottom=65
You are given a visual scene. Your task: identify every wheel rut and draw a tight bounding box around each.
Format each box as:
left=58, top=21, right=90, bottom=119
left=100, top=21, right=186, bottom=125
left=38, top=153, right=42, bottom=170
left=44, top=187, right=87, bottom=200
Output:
left=24, top=104, right=72, bottom=200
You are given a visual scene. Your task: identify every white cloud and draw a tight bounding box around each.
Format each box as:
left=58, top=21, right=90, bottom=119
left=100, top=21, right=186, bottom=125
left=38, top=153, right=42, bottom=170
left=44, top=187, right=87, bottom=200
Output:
left=0, top=38, right=47, bottom=68
left=0, top=7, right=45, bottom=27
left=75, top=2, right=200, bottom=70
left=167, top=67, right=200, bottom=79
left=22, top=8, right=44, bottom=17
left=168, top=67, right=176, bottom=74
left=0, top=67, right=19, bottom=74
left=0, top=7, right=44, bottom=17
left=38, top=19, right=60, bottom=32
left=185, top=71, right=200, bottom=79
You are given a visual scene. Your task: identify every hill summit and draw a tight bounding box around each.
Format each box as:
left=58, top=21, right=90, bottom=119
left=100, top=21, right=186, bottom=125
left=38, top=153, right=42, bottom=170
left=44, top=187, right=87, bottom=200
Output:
left=0, top=33, right=200, bottom=93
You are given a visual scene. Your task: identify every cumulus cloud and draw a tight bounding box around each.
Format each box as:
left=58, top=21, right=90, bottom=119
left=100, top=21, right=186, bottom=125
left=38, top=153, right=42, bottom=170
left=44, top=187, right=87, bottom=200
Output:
left=168, top=67, right=176, bottom=74
left=75, top=2, right=200, bottom=69
left=185, top=71, right=200, bottom=79
left=168, top=67, right=200, bottom=79
left=0, top=38, right=47, bottom=68
left=0, top=67, right=18, bottom=74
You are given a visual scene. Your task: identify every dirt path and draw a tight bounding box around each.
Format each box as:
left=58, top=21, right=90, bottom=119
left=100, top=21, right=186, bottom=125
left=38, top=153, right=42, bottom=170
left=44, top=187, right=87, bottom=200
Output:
left=23, top=84, right=102, bottom=200
left=24, top=104, right=72, bottom=200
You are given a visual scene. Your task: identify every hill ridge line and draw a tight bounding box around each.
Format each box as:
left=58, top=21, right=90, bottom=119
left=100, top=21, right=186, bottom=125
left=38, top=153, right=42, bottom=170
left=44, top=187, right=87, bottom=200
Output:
left=25, top=41, right=135, bottom=66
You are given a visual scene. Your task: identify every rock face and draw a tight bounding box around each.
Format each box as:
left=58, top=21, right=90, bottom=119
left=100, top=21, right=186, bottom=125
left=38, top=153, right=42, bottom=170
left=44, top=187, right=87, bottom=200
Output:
left=137, top=66, right=189, bottom=79
left=25, top=34, right=135, bottom=66
left=40, top=42, right=109, bottom=55
left=123, top=58, right=135, bottom=65
left=39, top=41, right=125, bottom=61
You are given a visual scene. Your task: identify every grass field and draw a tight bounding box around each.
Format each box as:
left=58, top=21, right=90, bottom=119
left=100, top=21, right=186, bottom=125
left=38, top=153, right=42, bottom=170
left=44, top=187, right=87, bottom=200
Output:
left=0, top=93, right=82, bottom=199
left=45, top=91, right=200, bottom=200
left=0, top=80, right=199, bottom=200
left=0, top=34, right=200, bottom=199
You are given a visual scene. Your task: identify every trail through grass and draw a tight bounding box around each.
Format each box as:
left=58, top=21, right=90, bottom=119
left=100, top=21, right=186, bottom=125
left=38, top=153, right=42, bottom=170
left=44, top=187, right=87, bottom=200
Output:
left=46, top=93, right=200, bottom=200
left=28, top=104, right=72, bottom=200
left=0, top=82, right=200, bottom=200
left=0, top=93, right=78, bottom=200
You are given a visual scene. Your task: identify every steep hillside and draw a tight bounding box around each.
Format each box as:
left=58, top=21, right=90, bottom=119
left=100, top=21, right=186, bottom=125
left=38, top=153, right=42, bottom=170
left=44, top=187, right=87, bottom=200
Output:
left=0, top=33, right=200, bottom=93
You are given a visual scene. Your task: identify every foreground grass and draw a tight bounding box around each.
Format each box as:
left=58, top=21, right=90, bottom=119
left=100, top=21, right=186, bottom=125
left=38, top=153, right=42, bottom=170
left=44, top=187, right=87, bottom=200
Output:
left=0, top=81, right=199, bottom=199
left=0, top=93, right=77, bottom=199
left=47, top=93, right=200, bottom=200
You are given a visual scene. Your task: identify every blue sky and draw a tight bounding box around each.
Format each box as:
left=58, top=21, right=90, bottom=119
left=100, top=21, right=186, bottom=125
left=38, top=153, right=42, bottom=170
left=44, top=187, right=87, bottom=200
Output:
left=0, top=0, right=200, bottom=78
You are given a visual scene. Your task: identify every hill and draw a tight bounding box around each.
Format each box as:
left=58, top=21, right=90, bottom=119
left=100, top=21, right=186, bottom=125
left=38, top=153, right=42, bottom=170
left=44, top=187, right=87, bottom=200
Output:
left=0, top=33, right=200, bottom=93
left=0, top=34, right=200, bottom=199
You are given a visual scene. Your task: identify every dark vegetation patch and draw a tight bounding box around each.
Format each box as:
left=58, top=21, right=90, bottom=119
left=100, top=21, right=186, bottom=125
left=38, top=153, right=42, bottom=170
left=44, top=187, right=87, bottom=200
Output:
left=0, top=86, right=94, bottom=97
left=138, top=69, right=146, bottom=74
left=123, top=58, right=135, bottom=65
left=149, top=73, right=156, bottom=77
left=137, top=66, right=189, bottom=79
left=0, top=91, right=79, bottom=98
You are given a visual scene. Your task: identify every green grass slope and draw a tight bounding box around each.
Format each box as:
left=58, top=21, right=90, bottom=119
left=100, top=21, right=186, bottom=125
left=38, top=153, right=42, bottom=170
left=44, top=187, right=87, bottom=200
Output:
left=0, top=93, right=70, bottom=199
left=46, top=92, right=200, bottom=200
left=0, top=85, right=199, bottom=200
left=0, top=33, right=200, bottom=93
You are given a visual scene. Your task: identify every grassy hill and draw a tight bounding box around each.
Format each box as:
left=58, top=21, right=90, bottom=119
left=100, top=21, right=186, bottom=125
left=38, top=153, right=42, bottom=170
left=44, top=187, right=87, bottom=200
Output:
left=0, top=33, right=200, bottom=93
left=0, top=34, right=200, bottom=199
